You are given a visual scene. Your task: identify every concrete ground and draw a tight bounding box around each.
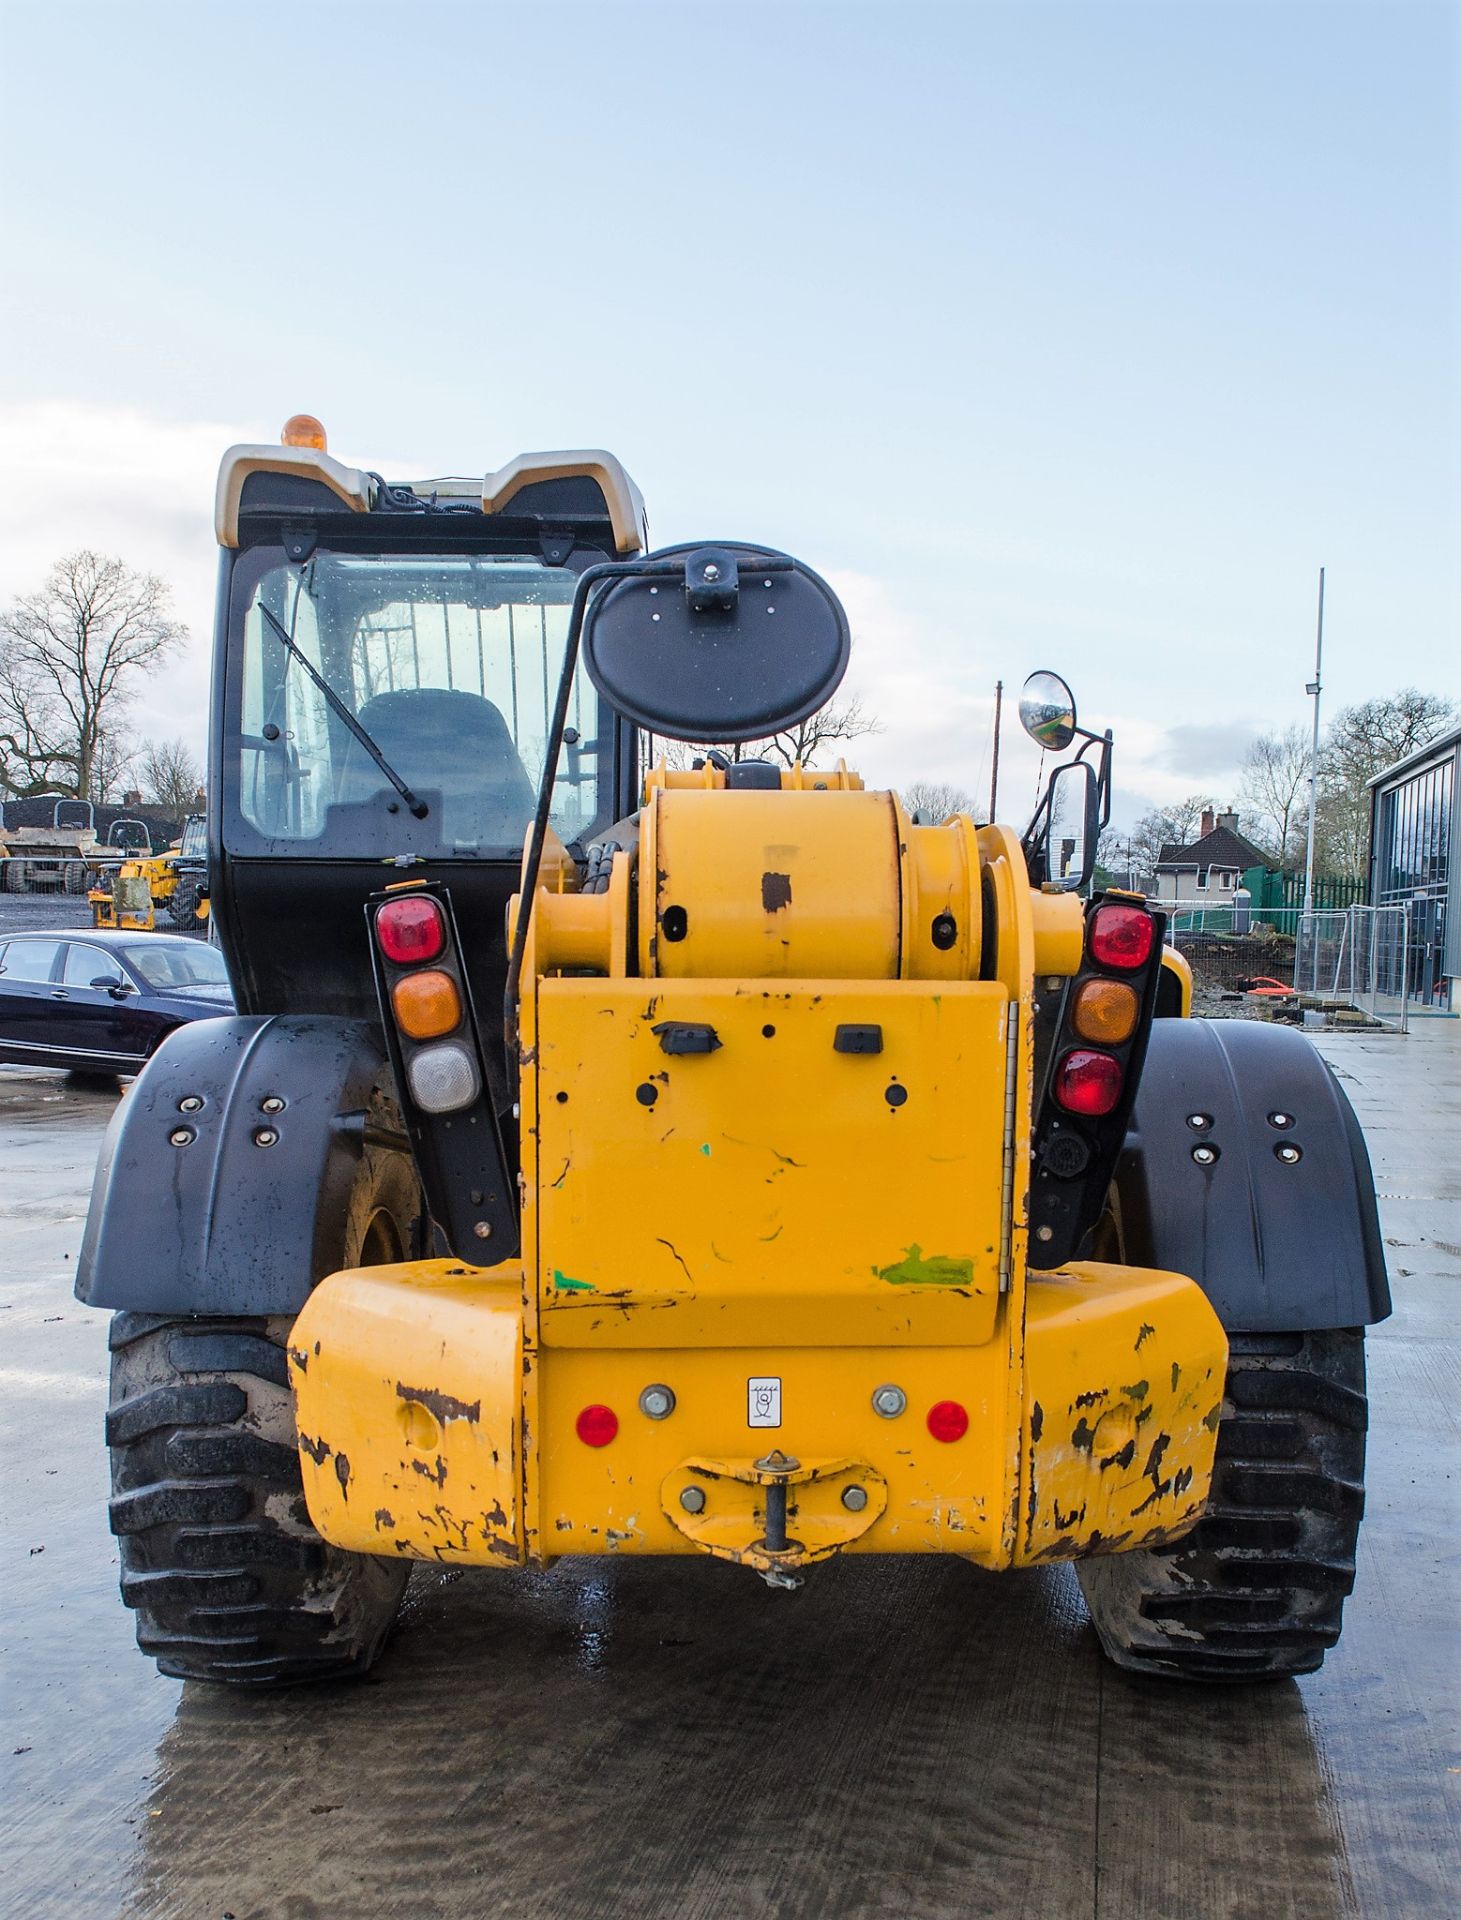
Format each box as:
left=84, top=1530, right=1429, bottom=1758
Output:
left=1, top=1025, right=1457, bottom=1920
left=0, top=894, right=206, bottom=939
left=0, top=892, right=97, bottom=935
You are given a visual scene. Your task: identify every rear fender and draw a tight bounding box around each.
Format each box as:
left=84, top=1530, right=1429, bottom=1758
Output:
left=1115, top=1018, right=1390, bottom=1331
left=76, top=1015, right=412, bottom=1315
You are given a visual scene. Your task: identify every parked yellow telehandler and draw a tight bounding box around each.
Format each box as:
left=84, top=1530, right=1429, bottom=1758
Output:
left=78, top=425, right=1387, bottom=1687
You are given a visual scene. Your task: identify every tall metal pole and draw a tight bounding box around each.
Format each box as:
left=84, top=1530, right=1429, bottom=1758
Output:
left=1302, top=567, right=1325, bottom=916
left=989, top=679, right=1003, bottom=823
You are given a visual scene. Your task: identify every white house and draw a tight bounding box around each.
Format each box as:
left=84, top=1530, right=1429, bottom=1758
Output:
left=1153, top=809, right=1269, bottom=906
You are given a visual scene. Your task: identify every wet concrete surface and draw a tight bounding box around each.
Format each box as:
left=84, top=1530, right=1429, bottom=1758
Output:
left=0, top=894, right=207, bottom=938
left=2, top=1026, right=1457, bottom=1920
left=0, top=893, right=112, bottom=936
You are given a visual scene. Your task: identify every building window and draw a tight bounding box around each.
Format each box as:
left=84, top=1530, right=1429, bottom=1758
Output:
left=1372, top=748, right=1453, bottom=1009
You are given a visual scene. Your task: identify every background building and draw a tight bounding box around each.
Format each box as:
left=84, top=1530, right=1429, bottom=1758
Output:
left=1153, top=808, right=1269, bottom=906
left=1368, top=724, right=1459, bottom=1012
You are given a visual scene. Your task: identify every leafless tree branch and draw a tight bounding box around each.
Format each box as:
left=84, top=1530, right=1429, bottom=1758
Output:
left=0, top=551, right=187, bottom=803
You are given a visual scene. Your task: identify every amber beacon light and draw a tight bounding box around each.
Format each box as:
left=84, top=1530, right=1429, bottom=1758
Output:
left=281, top=413, right=329, bottom=451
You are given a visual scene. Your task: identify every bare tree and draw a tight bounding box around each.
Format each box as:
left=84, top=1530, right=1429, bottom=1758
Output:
left=0, top=653, right=76, bottom=797
left=91, top=729, right=138, bottom=805
left=757, top=695, right=881, bottom=770
left=1123, top=794, right=1219, bottom=879
left=650, top=696, right=881, bottom=776
left=1314, top=688, right=1456, bottom=876
left=900, top=780, right=977, bottom=822
left=0, top=552, right=187, bottom=803
left=1238, top=725, right=1310, bottom=866
left=139, top=737, right=204, bottom=817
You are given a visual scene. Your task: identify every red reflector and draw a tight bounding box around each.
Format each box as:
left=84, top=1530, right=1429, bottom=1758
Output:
left=376, top=894, right=445, bottom=965
left=575, top=1404, right=618, bottom=1447
left=927, top=1399, right=969, bottom=1443
left=1089, top=902, right=1155, bottom=970
left=1055, top=1048, right=1123, bottom=1116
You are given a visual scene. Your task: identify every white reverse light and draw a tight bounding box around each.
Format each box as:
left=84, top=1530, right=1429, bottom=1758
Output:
left=407, top=1041, right=480, bottom=1114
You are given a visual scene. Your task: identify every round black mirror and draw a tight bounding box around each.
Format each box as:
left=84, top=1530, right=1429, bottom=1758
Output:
left=1019, top=670, right=1078, bottom=751
left=581, top=543, right=850, bottom=743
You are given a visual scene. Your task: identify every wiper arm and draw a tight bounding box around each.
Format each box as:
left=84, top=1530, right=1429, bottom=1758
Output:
left=257, top=602, right=428, bottom=819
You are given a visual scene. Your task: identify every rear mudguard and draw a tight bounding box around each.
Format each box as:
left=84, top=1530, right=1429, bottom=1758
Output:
left=1115, top=1019, right=1390, bottom=1331
left=76, top=1015, right=412, bottom=1316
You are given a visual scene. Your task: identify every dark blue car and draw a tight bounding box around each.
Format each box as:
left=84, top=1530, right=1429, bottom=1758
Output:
left=0, top=928, right=234, bottom=1075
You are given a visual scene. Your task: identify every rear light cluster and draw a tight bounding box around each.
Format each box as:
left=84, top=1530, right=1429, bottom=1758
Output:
left=1031, top=894, right=1167, bottom=1267
left=366, top=881, right=518, bottom=1263
left=373, top=892, right=480, bottom=1115
left=1052, top=903, right=1155, bottom=1120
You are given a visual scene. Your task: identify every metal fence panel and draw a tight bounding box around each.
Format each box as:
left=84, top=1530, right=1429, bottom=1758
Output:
left=1167, top=904, right=1409, bottom=1030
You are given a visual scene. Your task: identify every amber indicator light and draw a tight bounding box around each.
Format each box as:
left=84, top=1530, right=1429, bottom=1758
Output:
left=1071, top=978, right=1139, bottom=1045
left=392, top=969, right=463, bottom=1040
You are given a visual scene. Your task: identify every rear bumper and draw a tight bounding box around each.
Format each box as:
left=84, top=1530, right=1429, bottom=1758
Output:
left=290, top=1260, right=1226, bottom=1577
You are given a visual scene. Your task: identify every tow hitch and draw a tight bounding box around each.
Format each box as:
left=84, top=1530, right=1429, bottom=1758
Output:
left=660, top=1448, right=887, bottom=1587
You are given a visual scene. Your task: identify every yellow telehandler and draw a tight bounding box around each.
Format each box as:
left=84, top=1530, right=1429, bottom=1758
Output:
left=78, top=424, right=1387, bottom=1687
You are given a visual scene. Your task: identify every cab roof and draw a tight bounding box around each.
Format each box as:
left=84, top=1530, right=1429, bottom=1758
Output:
left=215, top=445, right=647, bottom=556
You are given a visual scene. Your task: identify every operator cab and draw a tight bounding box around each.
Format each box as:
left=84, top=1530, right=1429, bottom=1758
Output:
left=209, top=421, right=647, bottom=1088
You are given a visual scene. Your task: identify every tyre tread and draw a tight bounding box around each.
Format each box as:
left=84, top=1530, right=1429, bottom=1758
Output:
left=108, top=1317, right=407, bottom=1686
left=1078, top=1328, right=1366, bottom=1682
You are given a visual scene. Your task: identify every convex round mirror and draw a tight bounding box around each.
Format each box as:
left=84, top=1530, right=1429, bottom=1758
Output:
left=1019, top=670, right=1078, bottom=751
left=581, top=543, right=850, bottom=744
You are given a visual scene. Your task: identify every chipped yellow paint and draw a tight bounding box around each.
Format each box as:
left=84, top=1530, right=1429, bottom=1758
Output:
left=290, top=1257, right=1222, bottom=1574
left=533, top=978, right=1008, bottom=1349
left=289, top=783, right=1221, bottom=1583
left=291, top=1264, right=525, bottom=1565
left=1017, top=1261, right=1227, bottom=1565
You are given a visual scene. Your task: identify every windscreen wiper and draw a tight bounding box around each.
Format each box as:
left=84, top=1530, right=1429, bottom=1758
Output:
left=257, top=602, right=429, bottom=819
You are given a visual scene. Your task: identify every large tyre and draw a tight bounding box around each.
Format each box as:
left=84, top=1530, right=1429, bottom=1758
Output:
left=64, top=859, right=89, bottom=895
left=106, top=1137, right=419, bottom=1685
left=167, top=881, right=205, bottom=931
left=1077, top=1328, right=1367, bottom=1681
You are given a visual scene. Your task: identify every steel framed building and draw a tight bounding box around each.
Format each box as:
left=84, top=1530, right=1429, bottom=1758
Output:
left=1368, top=723, right=1459, bottom=1012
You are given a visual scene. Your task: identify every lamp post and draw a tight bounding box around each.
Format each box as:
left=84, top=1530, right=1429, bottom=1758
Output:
left=1299, top=568, right=1325, bottom=995
left=1302, top=567, right=1325, bottom=918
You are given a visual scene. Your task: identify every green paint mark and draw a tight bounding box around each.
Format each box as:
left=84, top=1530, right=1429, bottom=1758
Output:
left=876, top=1243, right=975, bottom=1287
left=700, top=1143, right=712, bottom=1156
left=552, top=1270, right=595, bottom=1294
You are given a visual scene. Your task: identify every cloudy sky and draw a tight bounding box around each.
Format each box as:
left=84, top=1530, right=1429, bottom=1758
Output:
left=1, top=0, right=1456, bottom=829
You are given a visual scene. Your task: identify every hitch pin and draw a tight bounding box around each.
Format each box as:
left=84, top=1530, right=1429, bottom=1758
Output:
left=754, top=1449, right=802, bottom=1586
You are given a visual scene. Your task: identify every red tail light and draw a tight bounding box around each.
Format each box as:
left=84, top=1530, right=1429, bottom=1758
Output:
left=1054, top=1048, right=1123, bottom=1116
left=1088, top=903, right=1154, bottom=971
left=376, top=894, right=446, bottom=965
left=575, top=1404, right=619, bottom=1447
left=927, top=1399, right=969, bottom=1443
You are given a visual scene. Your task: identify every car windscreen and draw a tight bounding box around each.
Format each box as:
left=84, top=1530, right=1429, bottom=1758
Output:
left=228, top=549, right=612, bottom=859
left=121, top=942, right=231, bottom=991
